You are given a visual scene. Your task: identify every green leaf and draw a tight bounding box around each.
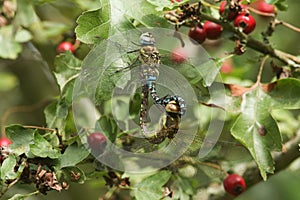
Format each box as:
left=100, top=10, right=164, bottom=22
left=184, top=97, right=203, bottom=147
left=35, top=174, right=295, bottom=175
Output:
left=265, top=0, right=288, bottom=10
left=98, top=116, right=118, bottom=142
left=268, top=78, right=300, bottom=109
left=0, top=26, right=22, bottom=59
left=75, top=7, right=110, bottom=44
left=134, top=171, right=172, bottom=200
left=110, top=0, right=168, bottom=28
left=275, top=1, right=288, bottom=11
left=42, top=21, right=70, bottom=38
left=6, top=125, right=35, bottom=156
left=146, top=0, right=189, bottom=11
left=57, top=144, right=89, bottom=169
left=231, top=86, right=282, bottom=180
left=1, top=154, right=17, bottom=180
left=44, top=100, right=69, bottom=132
left=75, top=0, right=167, bottom=44
left=0, top=72, right=18, bottom=91
left=29, top=132, right=61, bottom=159
left=14, top=29, right=32, bottom=43
left=15, top=0, right=39, bottom=27
left=54, top=51, right=82, bottom=93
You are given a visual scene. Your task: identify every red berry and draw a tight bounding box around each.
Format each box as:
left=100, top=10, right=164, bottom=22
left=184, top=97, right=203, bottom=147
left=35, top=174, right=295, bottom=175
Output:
left=251, top=0, right=275, bottom=14
left=87, top=132, right=107, bottom=156
left=0, top=137, right=12, bottom=147
left=203, top=21, right=223, bottom=40
left=170, top=47, right=187, bottom=63
left=170, top=0, right=181, bottom=3
left=188, top=26, right=206, bottom=44
left=234, top=13, right=256, bottom=34
left=223, top=174, right=246, bottom=196
left=220, top=60, right=233, bottom=74
left=57, top=41, right=75, bottom=54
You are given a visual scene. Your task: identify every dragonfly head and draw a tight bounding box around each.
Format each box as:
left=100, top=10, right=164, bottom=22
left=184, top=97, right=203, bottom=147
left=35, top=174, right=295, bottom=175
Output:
left=165, top=100, right=181, bottom=114
left=164, top=96, right=186, bottom=116
left=140, top=32, right=156, bottom=46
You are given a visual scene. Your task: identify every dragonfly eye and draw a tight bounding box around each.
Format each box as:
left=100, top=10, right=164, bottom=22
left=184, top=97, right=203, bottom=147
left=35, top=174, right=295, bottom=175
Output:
left=140, top=32, right=156, bottom=46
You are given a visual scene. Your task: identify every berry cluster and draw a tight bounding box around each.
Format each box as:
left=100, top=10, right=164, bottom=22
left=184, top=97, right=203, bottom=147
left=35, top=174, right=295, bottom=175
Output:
left=167, top=1, right=275, bottom=47
left=219, top=1, right=256, bottom=34
left=188, top=20, right=223, bottom=44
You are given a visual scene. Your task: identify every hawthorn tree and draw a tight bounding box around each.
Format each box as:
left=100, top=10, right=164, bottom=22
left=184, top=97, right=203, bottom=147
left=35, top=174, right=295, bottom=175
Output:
left=1, top=0, right=300, bottom=200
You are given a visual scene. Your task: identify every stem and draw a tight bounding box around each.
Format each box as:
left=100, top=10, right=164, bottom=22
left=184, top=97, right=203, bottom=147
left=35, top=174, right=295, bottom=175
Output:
left=256, top=55, right=269, bottom=84
left=22, top=126, right=56, bottom=132
left=0, top=178, right=19, bottom=199
left=247, top=7, right=276, bottom=17
left=276, top=19, right=300, bottom=33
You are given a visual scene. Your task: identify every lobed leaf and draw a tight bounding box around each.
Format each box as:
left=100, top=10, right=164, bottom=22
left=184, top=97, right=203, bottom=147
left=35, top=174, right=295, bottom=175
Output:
left=54, top=52, right=82, bottom=93
left=57, top=144, right=89, bottom=169
left=75, top=2, right=110, bottom=44
left=1, top=154, right=17, bottom=180
left=134, top=171, right=172, bottom=200
left=6, top=125, right=35, bottom=156
left=0, top=26, right=22, bottom=59
left=230, top=78, right=300, bottom=179
left=29, top=132, right=61, bottom=159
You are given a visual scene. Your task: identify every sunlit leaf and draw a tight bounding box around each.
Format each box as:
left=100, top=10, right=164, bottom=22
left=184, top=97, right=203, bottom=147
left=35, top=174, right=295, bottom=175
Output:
left=230, top=78, right=300, bottom=179
left=134, top=171, right=172, bottom=200
left=75, top=0, right=167, bottom=44
left=14, top=29, right=32, bottom=43
left=54, top=51, right=82, bottom=93
left=6, top=125, right=35, bottom=156
left=1, top=154, right=17, bottom=180
left=75, top=7, right=110, bottom=44
left=147, top=0, right=189, bottom=11
left=0, top=26, right=22, bottom=59
left=15, top=0, right=39, bottom=27
left=29, top=132, right=61, bottom=159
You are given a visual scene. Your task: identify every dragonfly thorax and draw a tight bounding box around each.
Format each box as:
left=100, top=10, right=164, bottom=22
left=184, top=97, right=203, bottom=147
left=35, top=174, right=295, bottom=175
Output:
left=140, top=32, right=156, bottom=46
left=140, top=46, right=160, bottom=67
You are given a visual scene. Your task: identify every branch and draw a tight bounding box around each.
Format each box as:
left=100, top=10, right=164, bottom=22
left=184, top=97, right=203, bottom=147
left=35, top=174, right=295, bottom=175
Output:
left=199, top=12, right=300, bottom=67
left=207, top=131, right=300, bottom=200
left=164, top=9, right=300, bottom=67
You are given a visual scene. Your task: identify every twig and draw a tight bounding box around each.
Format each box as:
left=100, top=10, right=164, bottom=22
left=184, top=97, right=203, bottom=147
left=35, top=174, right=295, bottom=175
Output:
left=256, top=55, right=269, bottom=84
left=275, top=19, right=300, bottom=33
left=247, top=7, right=276, bottom=17
left=1, top=98, right=54, bottom=136
left=164, top=8, right=300, bottom=67
left=22, top=125, right=56, bottom=132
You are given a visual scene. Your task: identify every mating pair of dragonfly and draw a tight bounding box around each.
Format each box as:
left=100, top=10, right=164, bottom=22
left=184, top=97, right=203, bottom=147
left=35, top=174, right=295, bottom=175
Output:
left=136, top=32, right=186, bottom=144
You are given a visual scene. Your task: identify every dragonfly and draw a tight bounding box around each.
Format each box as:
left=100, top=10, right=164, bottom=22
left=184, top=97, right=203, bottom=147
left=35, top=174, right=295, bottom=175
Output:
left=137, top=32, right=186, bottom=144
left=97, top=31, right=250, bottom=159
